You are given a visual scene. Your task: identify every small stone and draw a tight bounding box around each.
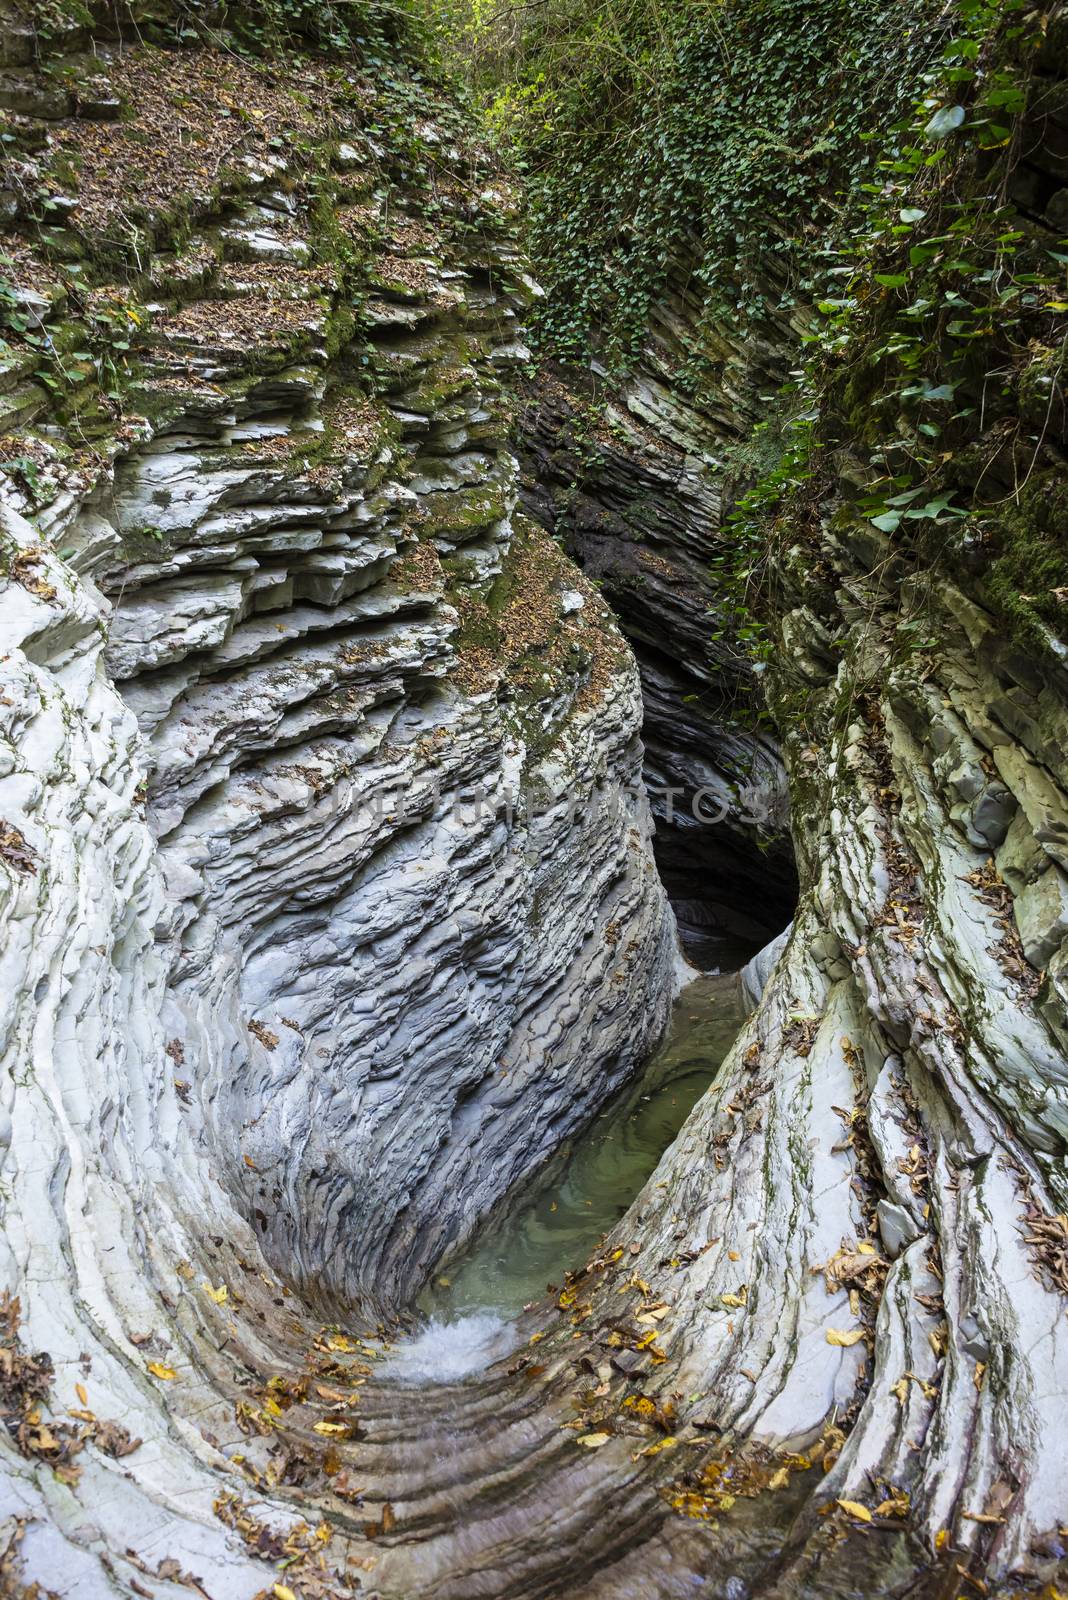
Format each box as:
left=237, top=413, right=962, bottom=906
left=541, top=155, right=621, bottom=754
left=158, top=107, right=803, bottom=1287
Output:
left=876, top=1200, right=920, bottom=1260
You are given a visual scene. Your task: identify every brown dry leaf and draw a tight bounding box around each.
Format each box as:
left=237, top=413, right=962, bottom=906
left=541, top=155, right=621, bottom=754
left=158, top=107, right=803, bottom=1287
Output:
left=93, top=1419, right=141, bottom=1458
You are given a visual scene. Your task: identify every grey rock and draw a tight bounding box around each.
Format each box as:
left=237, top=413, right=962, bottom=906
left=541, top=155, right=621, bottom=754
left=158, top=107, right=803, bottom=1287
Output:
left=877, top=1199, right=921, bottom=1259
left=1015, top=866, right=1068, bottom=969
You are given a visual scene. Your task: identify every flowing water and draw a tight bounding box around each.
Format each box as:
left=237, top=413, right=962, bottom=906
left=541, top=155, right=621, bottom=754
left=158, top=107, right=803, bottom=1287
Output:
left=384, top=971, right=748, bottom=1381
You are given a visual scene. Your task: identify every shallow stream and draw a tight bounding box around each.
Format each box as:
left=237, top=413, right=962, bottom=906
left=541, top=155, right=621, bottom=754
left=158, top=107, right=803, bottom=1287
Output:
left=384, top=970, right=748, bottom=1381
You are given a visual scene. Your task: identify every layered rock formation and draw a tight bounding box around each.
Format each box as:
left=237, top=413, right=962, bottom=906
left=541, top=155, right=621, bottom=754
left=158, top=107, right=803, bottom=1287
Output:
left=0, top=14, right=680, bottom=1591
left=520, top=343, right=797, bottom=969
left=3, top=4, right=1068, bottom=1599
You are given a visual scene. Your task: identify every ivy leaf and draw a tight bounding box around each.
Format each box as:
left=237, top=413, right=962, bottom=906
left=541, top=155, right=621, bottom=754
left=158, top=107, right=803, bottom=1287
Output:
left=899, top=207, right=926, bottom=223
left=925, top=104, right=966, bottom=138
left=874, top=273, right=908, bottom=289
left=871, top=511, right=902, bottom=533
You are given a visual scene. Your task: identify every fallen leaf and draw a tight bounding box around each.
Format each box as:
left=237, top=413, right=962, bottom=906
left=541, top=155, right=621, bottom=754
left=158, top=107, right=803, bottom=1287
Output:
left=826, top=1327, right=865, bottom=1347
left=577, top=1432, right=611, bottom=1448
left=837, top=1498, right=872, bottom=1522
left=147, top=1363, right=177, bottom=1381
left=313, top=1419, right=356, bottom=1437
left=636, top=1435, right=677, bottom=1457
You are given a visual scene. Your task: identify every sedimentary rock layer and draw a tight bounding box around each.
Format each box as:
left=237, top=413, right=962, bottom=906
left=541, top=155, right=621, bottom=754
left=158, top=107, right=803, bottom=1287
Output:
left=519, top=337, right=797, bottom=967
left=0, top=20, right=678, bottom=1590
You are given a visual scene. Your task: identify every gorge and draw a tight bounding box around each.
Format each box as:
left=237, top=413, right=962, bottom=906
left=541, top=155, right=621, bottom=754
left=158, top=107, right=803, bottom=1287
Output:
left=1, top=1, right=1068, bottom=1597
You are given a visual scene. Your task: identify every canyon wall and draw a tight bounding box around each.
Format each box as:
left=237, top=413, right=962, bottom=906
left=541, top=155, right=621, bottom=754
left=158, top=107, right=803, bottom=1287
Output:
left=2, top=3, right=1068, bottom=1599
left=0, top=13, right=681, bottom=1591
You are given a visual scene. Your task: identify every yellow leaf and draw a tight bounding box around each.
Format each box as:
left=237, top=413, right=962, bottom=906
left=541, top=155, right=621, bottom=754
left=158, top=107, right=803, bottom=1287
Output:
left=837, top=1499, right=872, bottom=1522
left=147, top=1363, right=177, bottom=1381
left=637, top=1435, right=677, bottom=1457
left=273, top=1587, right=297, bottom=1600
left=826, top=1327, right=865, bottom=1347
left=721, top=1290, right=746, bottom=1309
left=892, top=1376, right=910, bottom=1404
left=313, top=1420, right=351, bottom=1435
left=623, top=1395, right=657, bottom=1417
left=768, top=1466, right=790, bottom=1490
left=935, top=1528, right=948, bottom=1549
left=202, top=1281, right=228, bottom=1304
left=75, top=1383, right=88, bottom=1407
left=577, top=1432, right=611, bottom=1448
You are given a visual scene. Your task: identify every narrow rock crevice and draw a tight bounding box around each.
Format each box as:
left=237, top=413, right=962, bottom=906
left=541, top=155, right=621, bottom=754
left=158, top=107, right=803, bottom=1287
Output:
left=519, top=369, right=797, bottom=969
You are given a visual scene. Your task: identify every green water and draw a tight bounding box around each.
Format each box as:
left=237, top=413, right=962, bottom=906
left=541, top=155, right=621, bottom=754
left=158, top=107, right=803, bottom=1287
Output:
left=418, top=971, right=748, bottom=1323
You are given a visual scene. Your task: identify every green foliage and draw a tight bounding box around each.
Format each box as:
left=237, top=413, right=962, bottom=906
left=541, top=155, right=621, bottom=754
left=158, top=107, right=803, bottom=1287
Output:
left=427, top=0, right=941, bottom=389
left=693, top=0, right=1068, bottom=664
left=775, top=0, right=1068, bottom=641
